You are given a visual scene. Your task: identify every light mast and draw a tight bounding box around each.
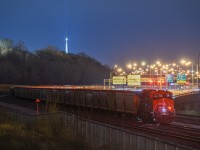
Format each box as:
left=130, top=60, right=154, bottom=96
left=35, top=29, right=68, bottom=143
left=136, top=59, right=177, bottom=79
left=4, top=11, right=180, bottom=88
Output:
left=65, top=37, right=68, bottom=53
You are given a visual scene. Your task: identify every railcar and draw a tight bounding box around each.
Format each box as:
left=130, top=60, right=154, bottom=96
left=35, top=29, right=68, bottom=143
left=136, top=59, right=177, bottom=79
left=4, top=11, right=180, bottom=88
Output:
left=138, top=89, right=175, bottom=123
left=13, top=86, right=175, bottom=123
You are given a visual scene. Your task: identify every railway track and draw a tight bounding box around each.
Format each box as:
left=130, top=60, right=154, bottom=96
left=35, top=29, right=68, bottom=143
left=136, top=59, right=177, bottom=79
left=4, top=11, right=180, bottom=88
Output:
left=71, top=111, right=200, bottom=149
left=163, top=123, right=200, bottom=133
left=1, top=95, right=200, bottom=149
left=175, top=114, right=200, bottom=126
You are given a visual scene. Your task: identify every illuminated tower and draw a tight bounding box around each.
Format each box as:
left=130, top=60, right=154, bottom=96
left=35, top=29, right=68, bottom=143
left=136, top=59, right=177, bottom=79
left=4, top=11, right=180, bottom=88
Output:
left=65, top=37, right=68, bottom=53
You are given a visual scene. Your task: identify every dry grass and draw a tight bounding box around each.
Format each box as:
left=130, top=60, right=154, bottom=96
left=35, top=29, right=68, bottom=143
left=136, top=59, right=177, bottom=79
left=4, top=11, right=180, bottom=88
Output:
left=0, top=105, right=97, bottom=150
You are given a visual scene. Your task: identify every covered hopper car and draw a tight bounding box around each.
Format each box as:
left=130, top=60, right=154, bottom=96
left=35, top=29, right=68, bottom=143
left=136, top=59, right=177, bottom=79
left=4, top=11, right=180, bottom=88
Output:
left=13, top=86, right=175, bottom=123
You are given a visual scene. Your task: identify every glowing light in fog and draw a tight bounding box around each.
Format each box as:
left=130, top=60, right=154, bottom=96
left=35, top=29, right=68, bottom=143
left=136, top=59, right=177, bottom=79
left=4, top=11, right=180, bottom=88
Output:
left=168, top=106, right=172, bottom=110
left=162, top=108, right=167, bottom=112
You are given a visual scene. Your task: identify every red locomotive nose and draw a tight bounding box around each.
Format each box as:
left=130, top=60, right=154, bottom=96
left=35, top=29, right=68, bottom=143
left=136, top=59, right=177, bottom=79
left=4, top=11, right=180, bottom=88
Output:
left=153, top=103, right=175, bottom=123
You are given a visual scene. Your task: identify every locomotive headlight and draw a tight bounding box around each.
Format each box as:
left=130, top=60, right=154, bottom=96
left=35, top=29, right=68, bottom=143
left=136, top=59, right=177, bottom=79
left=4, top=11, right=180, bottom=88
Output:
left=162, top=108, right=167, bottom=112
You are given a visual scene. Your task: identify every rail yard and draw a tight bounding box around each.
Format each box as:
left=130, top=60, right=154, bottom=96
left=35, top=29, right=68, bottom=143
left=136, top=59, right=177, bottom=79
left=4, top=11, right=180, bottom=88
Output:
left=0, top=85, right=200, bottom=149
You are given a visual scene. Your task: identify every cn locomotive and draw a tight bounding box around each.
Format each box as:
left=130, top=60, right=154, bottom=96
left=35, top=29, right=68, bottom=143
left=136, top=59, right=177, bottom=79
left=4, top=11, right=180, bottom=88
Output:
left=138, top=89, right=175, bottom=123
left=12, top=86, right=175, bottom=123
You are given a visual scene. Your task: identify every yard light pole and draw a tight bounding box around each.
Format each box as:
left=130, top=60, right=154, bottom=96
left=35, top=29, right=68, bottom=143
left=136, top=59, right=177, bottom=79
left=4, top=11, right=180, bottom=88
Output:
left=109, top=65, right=118, bottom=89
left=192, top=63, right=194, bottom=89
left=197, top=64, right=199, bottom=88
left=198, top=54, right=200, bottom=88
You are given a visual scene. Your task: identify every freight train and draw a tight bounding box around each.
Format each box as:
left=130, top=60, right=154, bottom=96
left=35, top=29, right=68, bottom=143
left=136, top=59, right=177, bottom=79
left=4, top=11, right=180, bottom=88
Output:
left=12, top=86, right=175, bottom=123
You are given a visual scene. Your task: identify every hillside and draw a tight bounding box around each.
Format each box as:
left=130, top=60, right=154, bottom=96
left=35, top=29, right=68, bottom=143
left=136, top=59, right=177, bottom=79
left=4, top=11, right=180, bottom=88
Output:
left=0, top=39, right=110, bottom=85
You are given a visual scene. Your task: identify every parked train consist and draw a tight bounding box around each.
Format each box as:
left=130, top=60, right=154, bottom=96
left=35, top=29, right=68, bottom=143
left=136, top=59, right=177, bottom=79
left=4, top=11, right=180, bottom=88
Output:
left=13, top=86, right=175, bottom=123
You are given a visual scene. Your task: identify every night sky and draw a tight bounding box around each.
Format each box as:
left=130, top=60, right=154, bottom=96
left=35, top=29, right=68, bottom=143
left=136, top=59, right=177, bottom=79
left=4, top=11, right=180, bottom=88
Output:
left=1, top=0, right=200, bottom=66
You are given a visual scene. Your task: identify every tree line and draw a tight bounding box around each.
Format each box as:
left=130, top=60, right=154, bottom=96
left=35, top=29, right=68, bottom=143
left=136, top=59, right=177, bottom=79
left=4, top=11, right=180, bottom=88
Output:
left=0, top=38, right=110, bottom=85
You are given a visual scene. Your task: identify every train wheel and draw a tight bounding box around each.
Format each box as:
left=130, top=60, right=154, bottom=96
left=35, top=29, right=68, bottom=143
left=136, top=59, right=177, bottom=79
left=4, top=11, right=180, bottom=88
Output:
left=136, top=112, right=143, bottom=122
left=153, top=118, right=160, bottom=124
left=136, top=116, right=142, bottom=122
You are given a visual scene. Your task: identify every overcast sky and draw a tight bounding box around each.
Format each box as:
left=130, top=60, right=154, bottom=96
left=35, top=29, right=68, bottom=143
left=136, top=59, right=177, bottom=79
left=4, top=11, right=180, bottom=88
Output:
left=1, top=0, right=200, bottom=66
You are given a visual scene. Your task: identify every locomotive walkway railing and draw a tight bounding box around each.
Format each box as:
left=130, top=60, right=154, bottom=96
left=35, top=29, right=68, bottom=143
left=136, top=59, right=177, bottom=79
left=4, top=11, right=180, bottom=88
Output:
left=5, top=109, right=195, bottom=150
